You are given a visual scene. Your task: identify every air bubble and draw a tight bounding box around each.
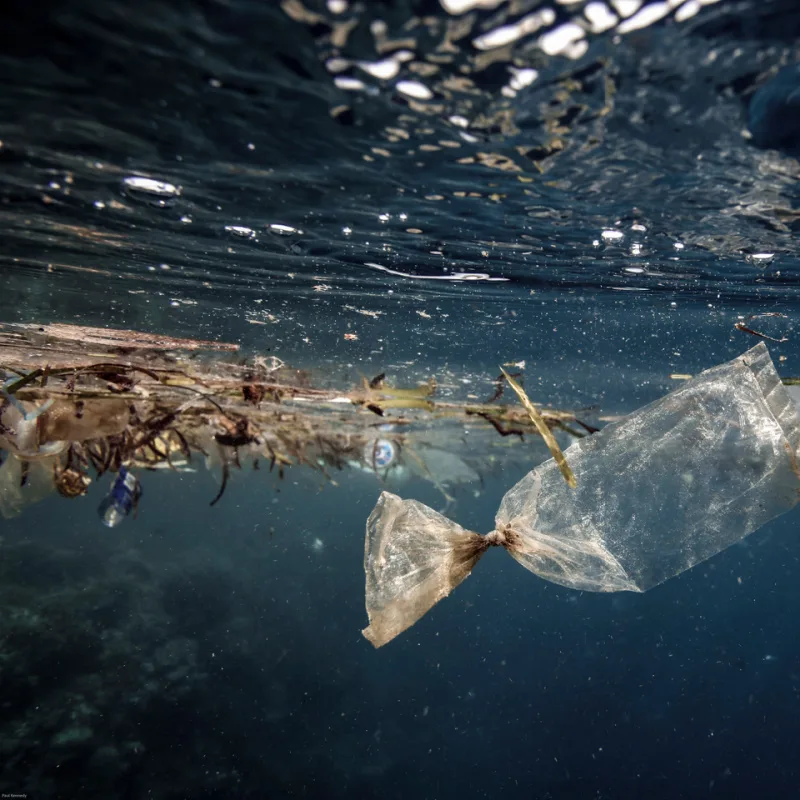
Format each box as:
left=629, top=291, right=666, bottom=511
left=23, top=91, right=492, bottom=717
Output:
left=122, top=176, right=181, bottom=208
left=225, top=225, right=257, bottom=240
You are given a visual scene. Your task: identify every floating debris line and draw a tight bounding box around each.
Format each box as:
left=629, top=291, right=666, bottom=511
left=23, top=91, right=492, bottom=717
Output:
left=0, top=323, right=588, bottom=519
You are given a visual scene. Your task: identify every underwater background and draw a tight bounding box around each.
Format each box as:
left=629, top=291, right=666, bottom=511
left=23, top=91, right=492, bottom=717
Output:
left=1, top=0, right=800, bottom=797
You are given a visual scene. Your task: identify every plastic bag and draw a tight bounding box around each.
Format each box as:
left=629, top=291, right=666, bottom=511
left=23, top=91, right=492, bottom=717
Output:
left=362, top=343, right=800, bottom=647
left=0, top=455, right=60, bottom=519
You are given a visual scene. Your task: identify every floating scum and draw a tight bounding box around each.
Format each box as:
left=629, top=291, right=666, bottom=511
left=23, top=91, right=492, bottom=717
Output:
left=362, top=343, right=800, bottom=648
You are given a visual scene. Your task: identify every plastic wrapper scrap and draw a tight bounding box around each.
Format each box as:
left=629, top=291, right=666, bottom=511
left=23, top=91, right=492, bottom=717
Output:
left=362, top=343, right=800, bottom=648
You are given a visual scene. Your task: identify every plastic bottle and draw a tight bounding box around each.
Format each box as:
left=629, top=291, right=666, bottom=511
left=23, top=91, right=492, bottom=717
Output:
left=98, top=467, right=140, bottom=528
left=363, top=439, right=397, bottom=470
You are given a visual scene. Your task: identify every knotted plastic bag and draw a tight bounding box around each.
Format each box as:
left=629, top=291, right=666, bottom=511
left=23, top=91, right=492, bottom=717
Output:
left=362, top=343, right=800, bottom=647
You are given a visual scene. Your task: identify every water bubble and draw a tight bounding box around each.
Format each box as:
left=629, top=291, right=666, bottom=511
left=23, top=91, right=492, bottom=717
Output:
left=396, top=80, right=434, bottom=101
left=225, top=225, right=257, bottom=240
left=122, top=176, right=181, bottom=207
left=268, top=223, right=302, bottom=236
left=335, top=76, right=367, bottom=92
left=748, top=253, right=775, bottom=265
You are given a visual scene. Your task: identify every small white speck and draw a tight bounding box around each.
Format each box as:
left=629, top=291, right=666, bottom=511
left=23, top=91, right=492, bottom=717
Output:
left=396, top=80, right=434, bottom=100
left=335, top=76, right=367, bottom=92
left=225, top=225, right=256, bottom=239
left=123, top=176, right=180, bottom=196
left=269, top=223, right=301, bottom=235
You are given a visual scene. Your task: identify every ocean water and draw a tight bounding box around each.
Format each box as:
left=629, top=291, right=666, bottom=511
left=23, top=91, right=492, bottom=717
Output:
left=1, top=0, right=800, bottom=797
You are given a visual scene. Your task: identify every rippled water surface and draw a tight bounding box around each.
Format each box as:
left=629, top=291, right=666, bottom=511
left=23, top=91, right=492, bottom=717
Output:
left=2, top=0, right=800, bottom=797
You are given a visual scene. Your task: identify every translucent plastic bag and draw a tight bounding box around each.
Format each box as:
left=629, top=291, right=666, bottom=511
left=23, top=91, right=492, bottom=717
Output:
left=362, top=343, right=800, bottom=647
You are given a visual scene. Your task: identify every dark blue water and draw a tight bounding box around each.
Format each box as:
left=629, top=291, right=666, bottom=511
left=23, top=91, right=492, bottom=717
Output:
left=2, top=0, right=800, bottom=797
